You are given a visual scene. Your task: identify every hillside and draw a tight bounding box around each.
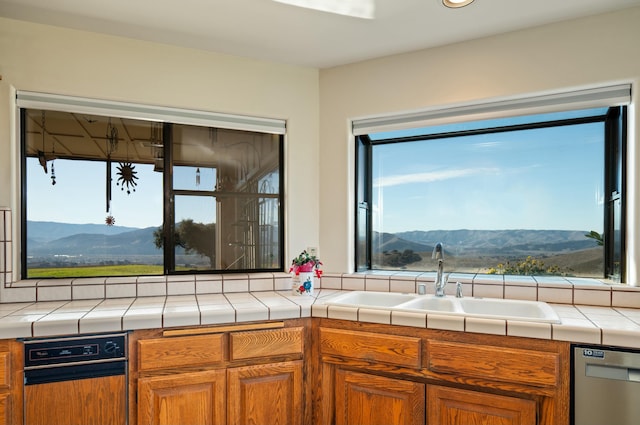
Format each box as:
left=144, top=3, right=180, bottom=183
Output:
left=28, top=221, right=143, bottom=243
left=26, top=222, right=603, bottom=276
left=375, top=229, right=598, bottom=255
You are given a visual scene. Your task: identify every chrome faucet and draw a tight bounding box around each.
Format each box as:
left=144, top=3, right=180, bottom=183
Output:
left=432, top=242, right=447, bottom=297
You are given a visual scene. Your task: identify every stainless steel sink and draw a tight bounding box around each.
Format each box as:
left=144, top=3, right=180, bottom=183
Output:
left=323, top=291, right=561, bottom=323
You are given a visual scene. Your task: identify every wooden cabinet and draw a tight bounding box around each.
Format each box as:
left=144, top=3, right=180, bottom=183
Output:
left=427, top=385, right=536, bottom=425
left=138, top=369, right=226, bottom=425
left=0, top=340, right=22, bottom=425
left=317, top=318, right=570, bottom=425
left=132, top=321, right=308, bottom=425
left=228, top=361, right=303, bottom=425
left=335, top=369, right=424, bottom=425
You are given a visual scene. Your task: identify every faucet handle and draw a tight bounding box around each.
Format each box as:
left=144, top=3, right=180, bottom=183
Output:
left=456, top=282, right=463, bottom=298
left=431, top=242, right=444, bottom=260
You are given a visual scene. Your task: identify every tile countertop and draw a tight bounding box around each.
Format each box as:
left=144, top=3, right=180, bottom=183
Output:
left=1, top=289, right=640, bottom=350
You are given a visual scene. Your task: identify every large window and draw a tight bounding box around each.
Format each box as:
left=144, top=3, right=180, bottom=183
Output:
left=20, top=98, right=284, bottom=279
left=356, top=105, right=626, bottom=281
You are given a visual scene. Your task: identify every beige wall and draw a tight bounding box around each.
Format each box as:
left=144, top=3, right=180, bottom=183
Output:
left=2, top=7, right=640, bottom=288
left=0, top=17, right=320, bottom=284
left=319, top=7, right=640, bottom=283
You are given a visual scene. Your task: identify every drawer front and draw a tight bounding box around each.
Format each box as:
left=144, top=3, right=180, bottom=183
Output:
left=320, top=327, right=421, bottom=368
left=230, top=327, right=303, bottom=361
left=427, top=340, right=559, bottom=388
left=138, top=333, right=225, bottom=371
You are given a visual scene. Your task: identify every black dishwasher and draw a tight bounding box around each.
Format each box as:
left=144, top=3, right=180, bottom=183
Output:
left=23, top=333, right=128, bottom=425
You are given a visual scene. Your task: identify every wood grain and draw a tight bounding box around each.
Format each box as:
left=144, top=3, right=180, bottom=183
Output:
left=427, top=339, right=559, bottom=388
left=138, top=369, right=226, bottom=425
left=138, top=333, right=225, bottom=371
left=230, top=327, right=303, bottom=360
left=162, top=321, right=284, bottom=337
left=320, top=327, right=422, bottom=368
left=335, top=369, right=425, bottom=425
left=228, top=360, right=303, bottom=425
left=25, top=375, right=126, bottom=425
left=427, top=384, right=536, bottom=425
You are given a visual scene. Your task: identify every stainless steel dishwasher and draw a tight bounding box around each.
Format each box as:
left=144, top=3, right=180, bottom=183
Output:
left=573, top=344, right=640, bottom=425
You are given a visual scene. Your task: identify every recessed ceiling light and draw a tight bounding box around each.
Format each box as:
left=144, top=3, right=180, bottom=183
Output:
left=273, top=0, right=375, bottom=19
left=442, top=0, right=476, bottom=8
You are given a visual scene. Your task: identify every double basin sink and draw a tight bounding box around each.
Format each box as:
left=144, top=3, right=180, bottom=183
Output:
left=324, top=291, right=561, bottom=324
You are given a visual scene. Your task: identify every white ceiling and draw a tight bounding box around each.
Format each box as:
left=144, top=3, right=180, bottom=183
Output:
left=1, top=0, right=640, bottom=68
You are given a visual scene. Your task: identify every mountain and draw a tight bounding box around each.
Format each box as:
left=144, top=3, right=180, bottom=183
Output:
left=28, top=226, right=162, bottom=256
left=28, top=221, right=144, bottom=243
left=374, top=229, right=599, bottom=255
left=27, top=221, right=600, bottom=261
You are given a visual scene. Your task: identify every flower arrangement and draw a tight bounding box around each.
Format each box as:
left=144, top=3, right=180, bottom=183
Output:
left=289, top=250, right=323, bottom=278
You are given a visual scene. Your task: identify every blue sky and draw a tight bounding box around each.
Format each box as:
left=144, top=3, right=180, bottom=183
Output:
left=372, top=121, right=604, bottom=234
left=27, top=109, right=605, bottom=234
left=26, top=160, right=216, bottom=228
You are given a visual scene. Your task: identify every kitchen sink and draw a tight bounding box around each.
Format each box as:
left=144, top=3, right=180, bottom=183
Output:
left=324, top=291, right=417, bottom=309
left=395, top=296, right=462, bottom=313
left=323, top=291, right=561, bottom=323
left=458, top=297, right=560, bottom=323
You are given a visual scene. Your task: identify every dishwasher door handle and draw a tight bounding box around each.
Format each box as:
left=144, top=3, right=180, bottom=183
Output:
left=586, top=364, right=640, bottom=382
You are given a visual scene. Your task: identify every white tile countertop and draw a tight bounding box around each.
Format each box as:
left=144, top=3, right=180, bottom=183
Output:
left=1, top=289, right=640, bottom=350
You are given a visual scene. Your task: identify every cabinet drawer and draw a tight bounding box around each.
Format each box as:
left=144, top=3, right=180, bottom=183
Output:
left=320, top=328, right=421, bottom=368
left=230, top=327, right=303, bottom=361
left=138, top=333, right=225, bottom=371
left=427, top=340, right=559, bottom=388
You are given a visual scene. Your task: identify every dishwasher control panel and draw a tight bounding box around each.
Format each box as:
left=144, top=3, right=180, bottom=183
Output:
left=24, top=333, right=127, bottom=368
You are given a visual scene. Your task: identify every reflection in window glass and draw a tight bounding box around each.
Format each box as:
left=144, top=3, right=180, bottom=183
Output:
left=24, top=110, right=164, bottom=278
left=171, top=124, right=282, bottom=272
left=22, top=108, right=283, bottom=278
left=174, top=195, right=216, bottom=270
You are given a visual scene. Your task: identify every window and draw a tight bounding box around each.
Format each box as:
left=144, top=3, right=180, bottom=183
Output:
left=20, top=95, right=284, bottom=279
left=356, top=104, right=627, bottom=281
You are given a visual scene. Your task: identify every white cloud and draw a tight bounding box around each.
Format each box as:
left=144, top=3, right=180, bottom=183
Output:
left=374, top=167, right=499, bottom=188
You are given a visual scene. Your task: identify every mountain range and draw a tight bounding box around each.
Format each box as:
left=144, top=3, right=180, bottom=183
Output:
left=28, top=221, right=161, bottom=256
left=374, top=229, right=599, bottom=256
left=26, top=221, right=599, bottom=258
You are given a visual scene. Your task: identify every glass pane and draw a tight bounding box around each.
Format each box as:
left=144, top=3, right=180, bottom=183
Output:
left=24, top=110, right=163, bottom=278
left=174, top=195, right=216, bottom=271
left=371, top=121, right=604, bottom=277
left=172, top=124, right=282, bottom=272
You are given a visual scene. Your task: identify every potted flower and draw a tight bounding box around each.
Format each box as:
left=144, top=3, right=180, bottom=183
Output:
left=289, top=250, right=323, bottom=277
left=289, top=250, right=322, bottom=295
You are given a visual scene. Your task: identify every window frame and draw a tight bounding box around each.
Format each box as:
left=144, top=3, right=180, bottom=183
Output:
left=355, top=106, right=627, bottom=281
left=18, top=97, right=286, bottom=279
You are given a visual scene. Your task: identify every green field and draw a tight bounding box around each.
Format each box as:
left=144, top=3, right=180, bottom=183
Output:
left=28, top=264, right=165, bottom=278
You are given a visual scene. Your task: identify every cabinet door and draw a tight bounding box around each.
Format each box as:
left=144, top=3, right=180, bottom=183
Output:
left=228, top=360, right=303, bottom=425
left=427, top=385, right=536, bottom=425
left=138, top=369, right=226, bottom=425
left=335, top=369, right=425, bottom=425
left=0, top=392, right=9, bottom=425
